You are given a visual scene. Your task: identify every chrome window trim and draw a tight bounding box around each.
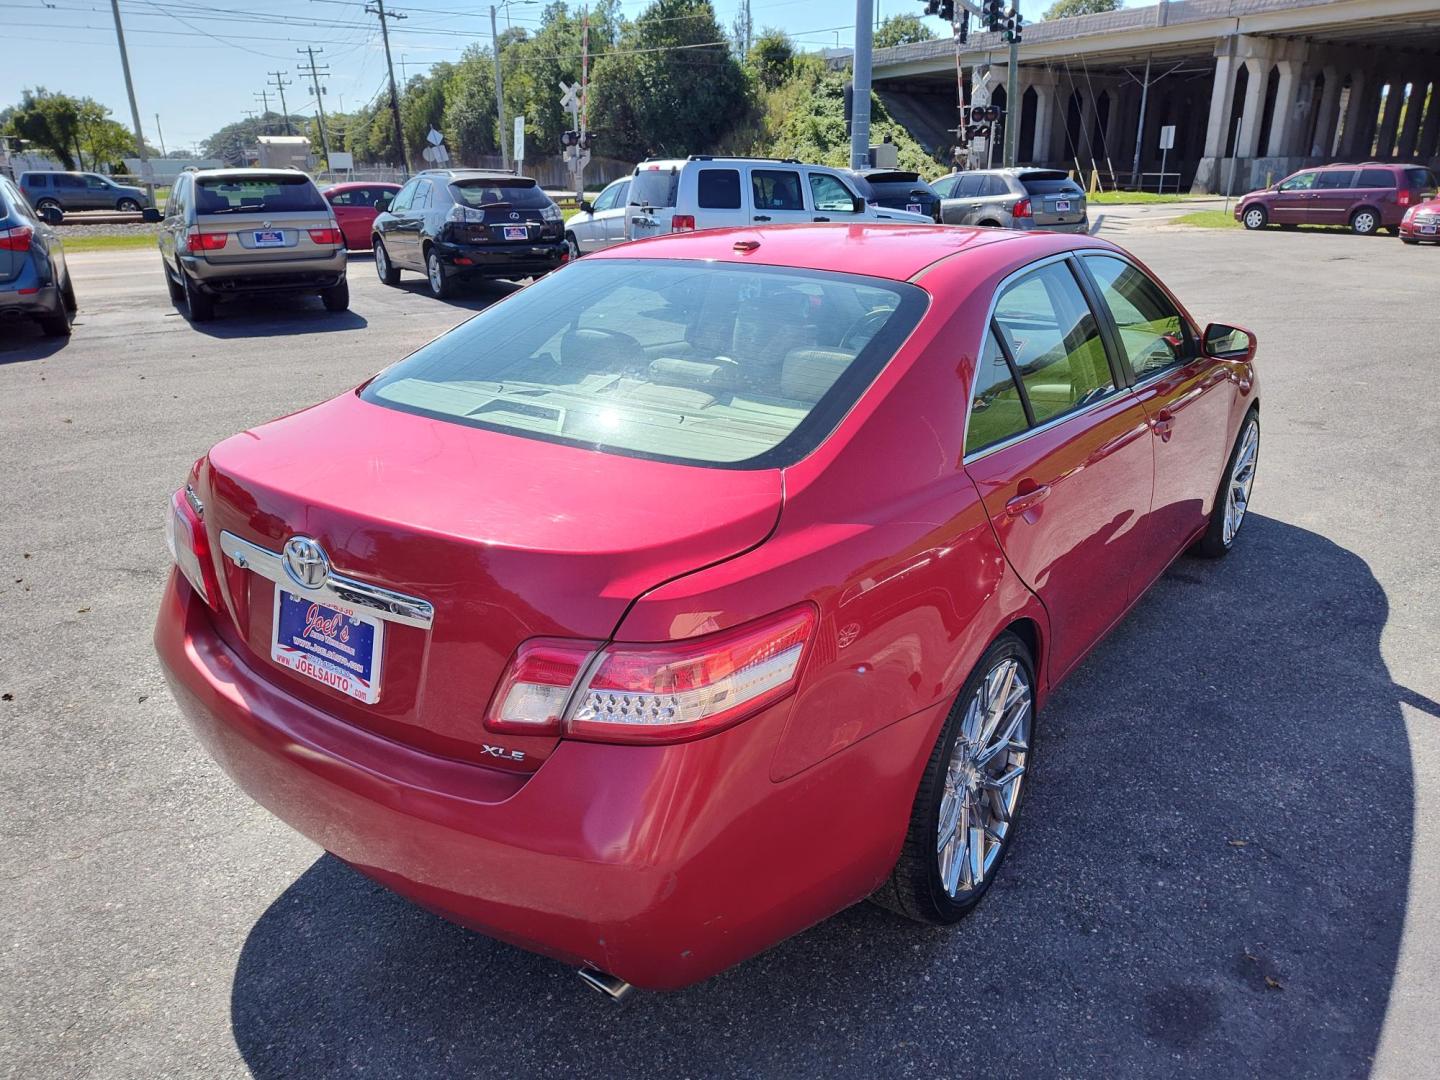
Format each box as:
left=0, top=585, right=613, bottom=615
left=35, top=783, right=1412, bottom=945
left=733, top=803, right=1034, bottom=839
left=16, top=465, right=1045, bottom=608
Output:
left=218, top=531, right=435, bottom=630
left=961, top=250, right=1123, bottom=465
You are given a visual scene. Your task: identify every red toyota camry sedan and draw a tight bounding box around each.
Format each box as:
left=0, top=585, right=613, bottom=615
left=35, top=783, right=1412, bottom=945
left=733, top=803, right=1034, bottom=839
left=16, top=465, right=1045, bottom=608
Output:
left=155, top=224, right=1260, bottom=995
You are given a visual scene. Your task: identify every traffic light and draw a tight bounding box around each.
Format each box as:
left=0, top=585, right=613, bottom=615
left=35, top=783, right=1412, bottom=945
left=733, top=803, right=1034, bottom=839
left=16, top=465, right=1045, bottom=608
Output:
left=938, top=0, right=955, bottom=18
left=969, top=105, right=988, bottom=125
left=561, top=129, right=580, bottom=148
left=984, top=105, right=1002, bottom=123
left=923, top=0, right=939, bottom=14
left=1002, top=7, right=1025, bottom=43
left=578, top=132, right=593, bottom=152
left=957, top=10, right=969, bottom=43
left=981, top=0, right=1004, bottom=32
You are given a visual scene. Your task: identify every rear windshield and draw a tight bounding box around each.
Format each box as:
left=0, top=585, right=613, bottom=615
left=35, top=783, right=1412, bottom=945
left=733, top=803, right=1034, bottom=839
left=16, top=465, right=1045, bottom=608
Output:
left=195, top=175, right=326, bottom=214
left=452, top=178, right=552, bottom=209
left=361, top=259, right=927, bottom=468
left=1406, top=168, right=1438, bottom=191
left=630, top=167, right=679, bottom=208
left=1020, top=172, right=1084, bottom=196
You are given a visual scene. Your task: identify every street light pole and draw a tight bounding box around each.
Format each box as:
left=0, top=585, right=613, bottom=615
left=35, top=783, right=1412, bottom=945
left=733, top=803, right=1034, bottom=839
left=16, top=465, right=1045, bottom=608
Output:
left=850, top=0, right=874, bottom=169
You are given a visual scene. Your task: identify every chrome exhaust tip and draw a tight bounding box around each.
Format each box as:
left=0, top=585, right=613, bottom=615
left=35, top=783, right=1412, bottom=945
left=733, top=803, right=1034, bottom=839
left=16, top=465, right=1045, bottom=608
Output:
left=577, top=967, right=635, bottom=1004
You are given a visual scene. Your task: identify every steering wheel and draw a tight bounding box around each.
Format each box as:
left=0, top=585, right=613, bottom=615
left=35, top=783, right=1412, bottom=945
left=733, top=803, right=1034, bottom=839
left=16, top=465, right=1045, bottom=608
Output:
left=840, top=308, right=891, bottom=352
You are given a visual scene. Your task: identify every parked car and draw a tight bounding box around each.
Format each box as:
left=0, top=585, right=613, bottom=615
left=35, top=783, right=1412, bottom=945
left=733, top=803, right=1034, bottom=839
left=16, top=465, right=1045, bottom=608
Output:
left=322, top=181, right=402, bottom=251
left=19, top=170, right=151, bottom=214
left=1235, top=162, right=1439, bottom=235
left=563, top=176, right=630, bottom=258
left=624, top=156, right=931, bottom=242
left=0, top=174, right=76, bottom=337
left=157, top=168, right=347, bottom=323
left=371, top=169, right=567, bottom=298
left=155, top=222, right=1260, bottom=994
left=933, top=168, right=1089, bottom=233
left=848, top=168, right=942, bottom=222
left=1399, top=194, right=1440, bottom=245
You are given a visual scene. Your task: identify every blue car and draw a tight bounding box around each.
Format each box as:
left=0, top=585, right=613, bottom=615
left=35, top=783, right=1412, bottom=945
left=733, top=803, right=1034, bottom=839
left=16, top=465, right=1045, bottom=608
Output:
left=0, top=175, right=76, bottom=338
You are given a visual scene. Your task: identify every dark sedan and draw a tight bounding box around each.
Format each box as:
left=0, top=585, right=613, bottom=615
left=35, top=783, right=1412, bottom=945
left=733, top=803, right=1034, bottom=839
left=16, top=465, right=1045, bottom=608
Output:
left=848, top=169, right=942, bottom=222
left=371, top=170, right=568, bottom=299
left=0, top=174, right=76, bottom=337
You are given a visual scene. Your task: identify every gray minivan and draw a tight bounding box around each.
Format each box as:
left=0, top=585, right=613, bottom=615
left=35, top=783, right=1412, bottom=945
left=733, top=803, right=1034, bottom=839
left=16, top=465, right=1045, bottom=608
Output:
left=932, top=169, right=1088, bottom=233
left=20, top=171, right=151, bottom=214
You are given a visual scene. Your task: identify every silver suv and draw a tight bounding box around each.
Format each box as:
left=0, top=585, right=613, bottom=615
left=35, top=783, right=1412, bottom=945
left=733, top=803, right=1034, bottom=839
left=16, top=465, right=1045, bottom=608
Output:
left=933, top=169, right=1089, bottom=233
left=157, top=168, right=347, bottom=322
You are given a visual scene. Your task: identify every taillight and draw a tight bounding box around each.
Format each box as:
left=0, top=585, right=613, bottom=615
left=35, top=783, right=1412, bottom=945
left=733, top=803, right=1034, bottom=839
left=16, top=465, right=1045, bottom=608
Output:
left=165, top=486, right=220, bottom=609
left=0, top=225, right=34, bottom=252
left=671, top=214, right=696, bottom=233
left=1012, top=197, right=1032, bottom=219
left=1398, top=189, right=1413, bottom=207
left=308, top=227, right=343, bottom=245
left=485, top=606, right=817, bottom=743
left=185, top=229, right=227, bottom=252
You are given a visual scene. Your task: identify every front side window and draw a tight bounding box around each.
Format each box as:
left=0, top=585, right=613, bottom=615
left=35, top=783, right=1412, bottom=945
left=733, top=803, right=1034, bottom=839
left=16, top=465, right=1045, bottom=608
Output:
left=195, top=174, right=326, bottom=214
left=1315, top=170, right=1357, bottom=190
left=591, top=181, right=623, bottom=212
left=362, top=259, right=927, bottom=468
left=85, top=175, right=111, bottom=190
left=992, top=261, right=1114, bottom=426
left=1278, top=172, right=1318, bottom=192
left=697, top=169, right=742, bottom=209
left=809, top=172, right=858, bottom=213
left=966, top=328, right=1031, bottom=455
left=55, top=174, right=85, bottom=190
left=1083, top=255, right=1190, bottom=379
left=931, top=176, right=957, bottom=198
left=751, top=169, right=804, bottom=211
left=1358, top=168, right=1395, bottom=188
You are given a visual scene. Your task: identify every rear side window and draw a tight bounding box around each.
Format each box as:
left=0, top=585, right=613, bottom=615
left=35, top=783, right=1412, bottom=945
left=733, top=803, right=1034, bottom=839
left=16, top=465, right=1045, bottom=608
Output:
left=1315, top=170, right=1357, bottom=189
left=55, top=174, right=85, bottom=190
left=21, top=173, right=49, bottom=188
left=630, top=167, right=679, bottom=208
left=992, top=261, right=1114, bottom=426
left=966, top=329, right=1031, bottom=455
left=1359, top=168, right=1395, bottom=188
left=1083, top=255, right=1191, bottom=379
left=361, top=259, right=927, bottom=468
left=412, top=180, right=433, bottom=211
left=452, top=178, right=550, bottom=209
left=983, top=175, right=1011, bottom=197
left=697, top=169, right=741, bottom=209
left=752, top=170, right=804, bottom=211
left=195, top=175, right=326, bottom=214
left=1405, top=168, right=1437, bottom=191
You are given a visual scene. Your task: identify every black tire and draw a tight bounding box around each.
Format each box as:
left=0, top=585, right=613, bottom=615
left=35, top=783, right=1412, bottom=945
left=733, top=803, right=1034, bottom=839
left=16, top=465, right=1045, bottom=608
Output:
left=36, top=198, right=61, bottom=215
left=1241, top=205, right=1268, bottom=230
left=1349, top=207, right=1380, bottom=236
left=1402, top=238, right=1421, bottom=246
left=425, top=246, right=453, bottom=299
left=183, top=272, right=215, bottom=322
left=1191, top=408, right=1260, bottom=559
left=565, top=232, right=582, bottom=261
left=1384, top=226, right=1400, bottom=237
left=117, top=198, right=141, bottom=213
left=163, top=261, right=185, bottom=304
left=871, top=632, right=1035, bottom=924
left=321, top=278, right=350, bottom=312
left=374, top=239, right=400, bottom=285
left=39, top=272, right=76, bottom=337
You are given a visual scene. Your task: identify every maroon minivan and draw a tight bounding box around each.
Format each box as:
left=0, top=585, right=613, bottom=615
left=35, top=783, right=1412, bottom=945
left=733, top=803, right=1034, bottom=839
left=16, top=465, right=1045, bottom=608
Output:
left=1236, top=162, right=1438, bottom=235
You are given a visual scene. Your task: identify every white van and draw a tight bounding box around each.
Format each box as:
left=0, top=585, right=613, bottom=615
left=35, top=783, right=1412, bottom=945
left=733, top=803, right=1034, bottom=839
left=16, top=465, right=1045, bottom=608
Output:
left=625, top=156, right=932, bottom=241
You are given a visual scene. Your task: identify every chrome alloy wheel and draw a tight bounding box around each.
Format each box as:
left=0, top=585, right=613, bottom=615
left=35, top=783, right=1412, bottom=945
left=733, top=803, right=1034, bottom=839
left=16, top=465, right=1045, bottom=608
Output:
left=1243, top=208, right=1265, bottom=229
left=375, top=242, right=389, bottom=280
left=1223, top=420, right=1259, bottom=546
left=428, top=252, right=444, bottom=294
left=937, top=658, right=1031, bottom=898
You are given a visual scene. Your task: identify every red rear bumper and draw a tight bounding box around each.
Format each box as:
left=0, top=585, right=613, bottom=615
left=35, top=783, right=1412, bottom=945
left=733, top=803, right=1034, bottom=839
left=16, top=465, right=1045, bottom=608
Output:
left=155, top=573, right=939, bottom=989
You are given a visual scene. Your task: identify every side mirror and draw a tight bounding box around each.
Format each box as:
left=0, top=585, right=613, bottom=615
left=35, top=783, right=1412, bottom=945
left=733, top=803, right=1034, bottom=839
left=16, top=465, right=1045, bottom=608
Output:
left=852, top=196, right=867, bottom=214
left=579, top=199, right=594, bottom=214
left=1203, top=322, right=1256, bottom=361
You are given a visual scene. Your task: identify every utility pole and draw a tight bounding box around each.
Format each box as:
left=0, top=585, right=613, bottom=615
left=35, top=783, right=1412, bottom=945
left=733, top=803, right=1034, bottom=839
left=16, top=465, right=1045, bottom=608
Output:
left=107, top=0, right=153, bottom=195
left=297, top=47, right=334, bottom=168
left=268, top=71, right=295, bottom=135
left=155, top=113, right=167, bottom=157
left=254, top=90, right=272, bottom=133
left=490, top=4, right=509, bottom=167
left=1003, top=22, right=1019, bottom=165
left=366, top=0, right=411, bottom=174
left=850, top=0, right=874, bottom=169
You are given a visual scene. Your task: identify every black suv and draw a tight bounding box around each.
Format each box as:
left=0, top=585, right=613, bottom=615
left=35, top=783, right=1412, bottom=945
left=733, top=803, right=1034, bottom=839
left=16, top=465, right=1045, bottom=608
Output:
left=847, top=169, right=942, bottom=223
left=371, top=170, right=567, bottom=298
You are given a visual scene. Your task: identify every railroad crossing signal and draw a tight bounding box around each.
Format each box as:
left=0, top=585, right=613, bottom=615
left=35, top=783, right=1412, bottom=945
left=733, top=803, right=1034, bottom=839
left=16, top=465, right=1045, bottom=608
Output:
left=981, top=0, right=1004, bottom=32
left=922, top=0, right=955, bottom=19
left=1002, top=7, right=1024, bottom=43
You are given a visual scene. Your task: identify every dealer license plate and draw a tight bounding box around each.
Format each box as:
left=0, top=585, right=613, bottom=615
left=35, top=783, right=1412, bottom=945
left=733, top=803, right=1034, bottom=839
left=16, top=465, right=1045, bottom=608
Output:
left=272, top=589, right=383, bottom=703
left=503, top=225, right=528, bottom=240
left=1055, top=199, right=1071, bottom=213
left=907, top=203, right=923, bottom=214
left=1421, top=224, right=1437, bottom=235
left=253, top=230, right=286, bottom=247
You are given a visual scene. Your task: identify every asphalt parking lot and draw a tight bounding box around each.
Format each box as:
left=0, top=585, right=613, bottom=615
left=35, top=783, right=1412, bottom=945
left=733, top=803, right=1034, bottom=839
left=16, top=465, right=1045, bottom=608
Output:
left=2, top=226, right=1437, bottom=1079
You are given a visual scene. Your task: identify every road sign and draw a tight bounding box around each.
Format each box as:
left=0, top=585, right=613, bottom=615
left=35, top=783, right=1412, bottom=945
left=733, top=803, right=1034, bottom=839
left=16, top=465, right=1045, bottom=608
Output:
left=1159, top=125, right=1176, bottom=150
left=514, top=116, right=525, bottom=164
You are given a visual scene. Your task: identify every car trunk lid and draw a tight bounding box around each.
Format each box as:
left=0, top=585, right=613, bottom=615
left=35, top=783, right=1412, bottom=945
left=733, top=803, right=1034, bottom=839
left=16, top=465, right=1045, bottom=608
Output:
left=1021, top=172, right=1088, bottom=227
left=192, top=174, right=338, bottom=266
left=196, top=391, right=782, bottom=772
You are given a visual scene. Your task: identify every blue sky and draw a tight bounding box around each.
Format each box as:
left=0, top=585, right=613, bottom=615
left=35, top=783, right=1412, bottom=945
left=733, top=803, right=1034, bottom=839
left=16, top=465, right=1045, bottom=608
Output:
left=2, top=0, right=1061, bottom=151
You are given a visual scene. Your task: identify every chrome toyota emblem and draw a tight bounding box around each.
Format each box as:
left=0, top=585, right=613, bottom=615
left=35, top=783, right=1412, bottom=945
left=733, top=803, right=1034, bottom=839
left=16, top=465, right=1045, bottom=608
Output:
left=509, top=211, right=520, bottom=220
left=282, top=536, right=330, bottom=590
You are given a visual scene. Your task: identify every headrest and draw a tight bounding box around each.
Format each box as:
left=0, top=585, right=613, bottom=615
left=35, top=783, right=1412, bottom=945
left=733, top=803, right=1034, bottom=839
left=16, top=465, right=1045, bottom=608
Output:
left=781, top=348, right=855, bottom=404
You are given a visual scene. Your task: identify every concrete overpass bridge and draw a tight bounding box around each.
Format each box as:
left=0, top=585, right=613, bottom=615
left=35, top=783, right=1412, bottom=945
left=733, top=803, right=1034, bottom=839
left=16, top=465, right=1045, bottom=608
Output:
left=871, top=0, right=1440, bottom=192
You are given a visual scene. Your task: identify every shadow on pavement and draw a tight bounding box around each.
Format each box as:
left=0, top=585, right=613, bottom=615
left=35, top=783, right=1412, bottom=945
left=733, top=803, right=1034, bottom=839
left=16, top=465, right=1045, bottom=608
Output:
left=180, top=297, right=369, bottom=338
left=230, top=515, right=1415, bottom=1078
left=0, top=321, right=71, bottom=362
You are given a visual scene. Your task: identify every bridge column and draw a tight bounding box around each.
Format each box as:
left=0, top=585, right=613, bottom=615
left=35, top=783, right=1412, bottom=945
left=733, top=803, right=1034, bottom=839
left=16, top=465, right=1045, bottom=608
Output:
left=1339, top=69, right=1371, bottom=157
left=1201, top=51, right=1240, bottom=159
left=1374, top=78, right=1407, bottom=158
left=1397, top=76, right=1428, bottom=159
left=1028, top=73, right=1060, bottom=167
left=1419, top=81, right=1440, bottom=160
left=1310, top=65, right=1342, bottom=156
left=1265, top=59, right=1302, bottom=157
left=1234, top=57, right=1270, bottom=160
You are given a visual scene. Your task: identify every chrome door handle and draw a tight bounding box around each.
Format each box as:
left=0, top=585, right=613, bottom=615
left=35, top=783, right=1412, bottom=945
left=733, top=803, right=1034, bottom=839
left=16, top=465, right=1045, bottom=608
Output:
left=813, top=216, right=830, bottom=222
left=754, top=215, right=772, bottom=222
left=1005, top=484, right=1052, bottom=517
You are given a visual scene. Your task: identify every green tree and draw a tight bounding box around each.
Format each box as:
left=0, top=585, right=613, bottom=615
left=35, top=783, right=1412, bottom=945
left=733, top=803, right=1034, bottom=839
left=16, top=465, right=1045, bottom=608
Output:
left=589, top=0, right=748, bottom=161
left=747, top=28, right=793, bottom=91
left=1043, top=0, right=1121, bottom=18
left=873, top=13, right=935, bottom=48
left=401, top=64, right=454, bottom=162
left=4, top=88, right=83, bottom=168
left=442, top=45, right=500, bottom=163
left=200, top=113, right=306, bottom=165
left=75, top=99, right=137, bottom=171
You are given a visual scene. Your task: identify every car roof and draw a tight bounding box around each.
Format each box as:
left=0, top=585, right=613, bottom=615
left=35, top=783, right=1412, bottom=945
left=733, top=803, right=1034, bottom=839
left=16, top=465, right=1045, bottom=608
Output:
left=590, top=222, right=1109, bottom=281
